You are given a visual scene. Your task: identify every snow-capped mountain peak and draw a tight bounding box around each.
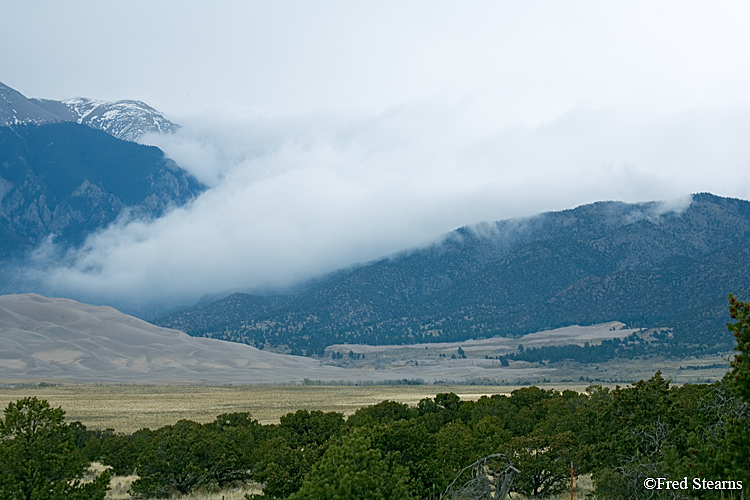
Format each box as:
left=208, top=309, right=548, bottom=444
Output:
left=60, top=97, right=180, bottom=141
left=0, top=81, right=180, bottom=142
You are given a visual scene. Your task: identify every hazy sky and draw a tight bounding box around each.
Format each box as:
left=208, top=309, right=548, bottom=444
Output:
left=5, top=2, right=750, bottom=309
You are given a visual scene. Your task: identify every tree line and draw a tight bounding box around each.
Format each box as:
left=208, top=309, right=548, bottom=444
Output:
left=1, top=295, right=749, bottom=499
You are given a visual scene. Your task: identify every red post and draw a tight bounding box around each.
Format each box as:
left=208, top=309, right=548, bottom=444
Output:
left=570, top=462, right=573, bottom=500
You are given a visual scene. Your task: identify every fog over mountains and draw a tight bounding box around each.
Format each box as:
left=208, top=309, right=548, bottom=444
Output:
left=1, top=80, right=749, bottom=366
left=0, top=82, right=203, bottom=308
left=158, top=193, right=750, bottom=357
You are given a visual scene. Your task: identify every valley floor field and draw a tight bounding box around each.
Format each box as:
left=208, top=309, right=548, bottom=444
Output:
left=0, top=384, right=596, bottom=433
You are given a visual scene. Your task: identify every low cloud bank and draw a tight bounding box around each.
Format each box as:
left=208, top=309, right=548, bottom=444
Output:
left=28, top=103, right=750, bottom=311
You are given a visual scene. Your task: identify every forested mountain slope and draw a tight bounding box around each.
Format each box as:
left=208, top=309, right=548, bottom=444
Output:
left=157, top=194, right=750, bottom=356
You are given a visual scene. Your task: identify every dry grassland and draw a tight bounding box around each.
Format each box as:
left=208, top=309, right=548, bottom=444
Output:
left=105, top=472, right=262, bottom=500
left=0, top=383, right=594, bottom=433
left=102, top=470, right=593, bottom=500
left=105, top=473, right=261, bottom=500
left=104, top=475, right=592, bottom=500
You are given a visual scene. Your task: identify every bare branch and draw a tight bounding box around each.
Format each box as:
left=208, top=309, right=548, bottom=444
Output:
left=440, top=453, right=520, bottom=500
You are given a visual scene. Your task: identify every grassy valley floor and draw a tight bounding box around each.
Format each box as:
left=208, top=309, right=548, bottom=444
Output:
left=0, top=354, right=730, bottom=433
left=0, top=383, right=591, bottom=433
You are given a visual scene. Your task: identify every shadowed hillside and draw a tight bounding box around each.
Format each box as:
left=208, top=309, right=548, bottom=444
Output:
left=0, top=122, right=203, bottom=260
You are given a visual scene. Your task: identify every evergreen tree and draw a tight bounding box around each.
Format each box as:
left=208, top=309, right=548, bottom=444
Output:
left=722, top=294, right=750, bottom=484
left=0, top=397, right=109, bottom=500
left=289, top=430, right=413, bottom=500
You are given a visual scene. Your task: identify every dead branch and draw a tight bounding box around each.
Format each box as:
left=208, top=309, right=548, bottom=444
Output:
left=440, top=453, right=520, bottom=500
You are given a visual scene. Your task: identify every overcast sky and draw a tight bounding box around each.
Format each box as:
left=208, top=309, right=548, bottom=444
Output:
left=6, top=2, right=750, bottom=119
left=4, top=1, right=750, bottom=310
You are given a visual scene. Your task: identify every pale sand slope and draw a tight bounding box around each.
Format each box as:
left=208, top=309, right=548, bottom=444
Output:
left=0, top=294, right=355, bottom=384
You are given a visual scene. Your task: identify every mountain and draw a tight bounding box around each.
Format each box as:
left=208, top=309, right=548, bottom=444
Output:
left=156, top=194, right=750, bottom=356
left=0, top=293, right=350, bottom=384
left=0, top=122, right=204, bottom=260
left=0, top=81, right=179, bottom=141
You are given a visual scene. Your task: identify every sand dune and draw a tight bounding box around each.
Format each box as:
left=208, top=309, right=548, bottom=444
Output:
left=0, top=294, right=349, bottom=384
